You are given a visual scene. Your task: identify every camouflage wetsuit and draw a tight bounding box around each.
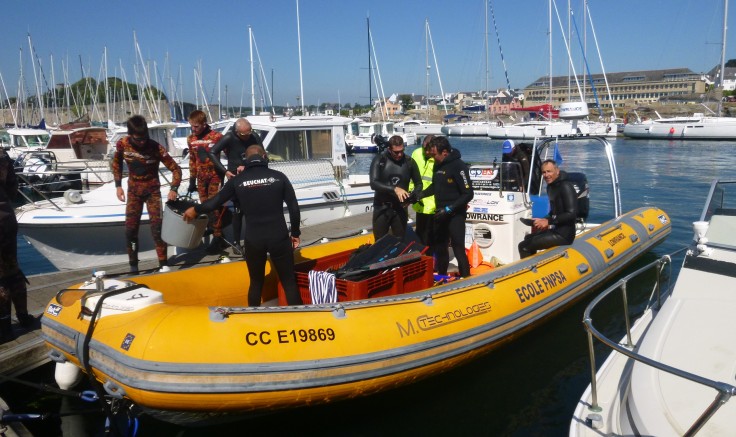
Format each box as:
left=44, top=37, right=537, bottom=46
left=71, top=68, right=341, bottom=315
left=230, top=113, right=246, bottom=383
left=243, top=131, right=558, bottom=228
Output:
left=0, top=149, right=29, bottom=338
left=112, top=137, right=182, bottom=266
left=188, top=126, right=224, bottom=237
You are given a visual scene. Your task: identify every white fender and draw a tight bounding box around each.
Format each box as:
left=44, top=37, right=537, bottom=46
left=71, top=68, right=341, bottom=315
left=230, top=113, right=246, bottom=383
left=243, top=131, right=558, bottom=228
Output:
left=55, top=361, right=83, bottom=390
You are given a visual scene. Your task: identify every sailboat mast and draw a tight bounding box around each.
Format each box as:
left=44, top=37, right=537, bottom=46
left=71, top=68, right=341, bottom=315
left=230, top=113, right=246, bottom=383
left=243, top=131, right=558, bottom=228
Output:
left=484, top=0, right=489, bottom=114
left=548, top=0, right=553, bottom=120
left=104, top=47, right=110, bottom=124
left=718, top=0, right=728, bottom=116
left=425, top=19, right=430, bottom=122
left=28, top=33, right=45, bottom=123
left=367, top=16, right=372, bottom=115
left=250, top=25, right=256, bottom=116
left=427, top=23, right=449, bottom=116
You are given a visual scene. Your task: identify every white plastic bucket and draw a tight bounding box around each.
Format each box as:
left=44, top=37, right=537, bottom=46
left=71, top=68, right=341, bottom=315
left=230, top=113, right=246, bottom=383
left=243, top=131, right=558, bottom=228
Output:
left=162, top=200, right=208, bottom=249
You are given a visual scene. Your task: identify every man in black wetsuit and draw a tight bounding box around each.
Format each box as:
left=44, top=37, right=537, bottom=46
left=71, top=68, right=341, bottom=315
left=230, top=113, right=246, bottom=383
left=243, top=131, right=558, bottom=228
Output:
left=184, top=144, right=302, bottom=306
left=369, top=135, right=422, bottom=240
left=422, top=136, right=474, bottom=278
left=0, top=148, right=33, bottom=343
left=518, top=159, right=577, bottom=259
left=207, top=118, right=263, bottom=253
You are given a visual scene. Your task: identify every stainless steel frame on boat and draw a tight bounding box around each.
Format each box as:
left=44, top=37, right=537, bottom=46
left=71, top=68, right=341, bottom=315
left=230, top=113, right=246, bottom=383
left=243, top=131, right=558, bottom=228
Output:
left=529, top=136, right=621, bottom=217
left=578, top=177, right=736, bottom=435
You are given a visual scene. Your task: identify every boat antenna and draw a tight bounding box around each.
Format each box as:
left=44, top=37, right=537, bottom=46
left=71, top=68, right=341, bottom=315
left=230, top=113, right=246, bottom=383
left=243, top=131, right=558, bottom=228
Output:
left=717, top=0, right=728, bottom=116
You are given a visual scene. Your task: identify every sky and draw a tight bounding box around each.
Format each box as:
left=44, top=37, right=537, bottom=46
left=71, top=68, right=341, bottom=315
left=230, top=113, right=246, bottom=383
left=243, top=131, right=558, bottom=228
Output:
left=0, top=0, right=733, bottom=110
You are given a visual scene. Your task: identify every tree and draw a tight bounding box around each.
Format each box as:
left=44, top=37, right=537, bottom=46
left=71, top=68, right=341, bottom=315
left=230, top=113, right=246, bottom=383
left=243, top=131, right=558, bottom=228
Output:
left=725, top=59, right=736, bottom=68
left=398, top=94, right=414, bottom=111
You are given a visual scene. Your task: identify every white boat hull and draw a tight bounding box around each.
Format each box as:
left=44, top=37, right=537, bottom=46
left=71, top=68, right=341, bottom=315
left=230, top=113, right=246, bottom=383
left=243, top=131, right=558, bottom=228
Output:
left=487, top=120, right=617, bottom=139
left=394, top=123, right=444, bottom=136
left=17, top=181, right=374, bottom=271
left=623, top=116, right=736, bottom=140
left=571, top=179, right=736, bottom=436
left=441, top=122, right=491, bottom=136
left=18, top=115, right=381, bottom=270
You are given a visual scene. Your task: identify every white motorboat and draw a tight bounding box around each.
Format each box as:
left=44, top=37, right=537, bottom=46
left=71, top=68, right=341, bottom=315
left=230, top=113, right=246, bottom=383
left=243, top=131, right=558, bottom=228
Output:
left=170, top=118, right=236, bottom=154
left=14, top=123, right=183, bottom=197
left=16, top=115, right=374, bottom=270
left=623, top=1, right=733, bottom=141
left=570, top=178, right=736, bottom=436
left=440, top=121, right=492, bottom=136
left=393, top=119, right=444, bottom=136
left=42, top=126, right=112, bottom=185
left=0, top=127, right=50, bottom=159
left=622, top=113, right=736, bottom=140
left=108, top=121, right=181, bottom=157
left=487, top=119, right=616, bottom=139
left=345, top=120, right=417, bottom=153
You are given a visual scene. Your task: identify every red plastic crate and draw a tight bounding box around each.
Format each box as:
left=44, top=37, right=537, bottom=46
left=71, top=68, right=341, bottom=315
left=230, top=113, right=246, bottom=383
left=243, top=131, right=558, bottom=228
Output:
left=277, top=251, right=434, bottom=305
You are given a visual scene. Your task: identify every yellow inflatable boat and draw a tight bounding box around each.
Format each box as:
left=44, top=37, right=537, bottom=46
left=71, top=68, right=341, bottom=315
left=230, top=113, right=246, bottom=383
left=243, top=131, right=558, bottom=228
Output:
left=40, top=137, right=670, bottom=423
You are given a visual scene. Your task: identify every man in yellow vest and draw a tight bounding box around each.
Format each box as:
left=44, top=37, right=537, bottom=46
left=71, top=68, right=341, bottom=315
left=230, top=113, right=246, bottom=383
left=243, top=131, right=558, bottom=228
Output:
left=409, top=135, right=436, bottom=246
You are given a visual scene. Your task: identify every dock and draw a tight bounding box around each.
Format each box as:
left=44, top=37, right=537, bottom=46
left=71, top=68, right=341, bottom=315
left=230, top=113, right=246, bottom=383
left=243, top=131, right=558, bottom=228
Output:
left=0, top=211, right=375, bottom=377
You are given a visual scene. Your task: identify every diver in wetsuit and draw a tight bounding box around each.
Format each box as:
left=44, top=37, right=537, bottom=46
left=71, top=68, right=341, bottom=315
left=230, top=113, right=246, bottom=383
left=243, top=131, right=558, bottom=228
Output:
left=368, top=135, right=422, bottom=240
left=0, top=148, right=33, bottom=343
left=421, top=136, right=474, bottom=278
left=518, top=159, right=577, bottom=258
left=112, top=115, right=182, bottom=272
left=186, top=110, right=224, bottom=253
left=184, top=144, right=302, bottom=306
left=207, top=118, right=263, bottom=253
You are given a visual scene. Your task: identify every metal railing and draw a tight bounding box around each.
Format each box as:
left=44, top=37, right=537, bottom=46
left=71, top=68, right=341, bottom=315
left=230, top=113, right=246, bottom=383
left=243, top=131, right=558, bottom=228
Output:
left=582, top=252, right=736, bottom=436
left=16, top=161, right=189, bottom=212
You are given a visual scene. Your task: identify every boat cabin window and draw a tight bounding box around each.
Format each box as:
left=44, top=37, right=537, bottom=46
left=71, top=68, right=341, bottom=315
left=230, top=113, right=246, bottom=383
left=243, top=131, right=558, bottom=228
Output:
left=173, top=126, right=191, bottom=138
left=148, top=129, right=171, bottom=151
left=268, top=129, right=332, bottom=161
left=346, top=123, right=359, bottom=136
left=21, top=134, right=50, bottom=148
left=0, top=131, right=9, bottom=149
left=358, top=124, right=375, bottom=136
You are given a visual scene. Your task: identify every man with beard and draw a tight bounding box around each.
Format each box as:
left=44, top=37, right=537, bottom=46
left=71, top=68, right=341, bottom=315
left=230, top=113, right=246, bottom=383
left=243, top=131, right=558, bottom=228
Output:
left=208, top=118, right=263, bottom=253
left=368, top=135, right=422, bottom=240
left=112, top=115, right=182, bottom=273
left=422, top=136, right=474, bottom=278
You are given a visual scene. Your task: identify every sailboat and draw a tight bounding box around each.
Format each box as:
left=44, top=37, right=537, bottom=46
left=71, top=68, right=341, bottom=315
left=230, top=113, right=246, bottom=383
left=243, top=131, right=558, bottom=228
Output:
left=442, top=0, right=494, bottom=137
left=623, top=0, right=735, bottom=140
left=345, top=17, right=416, bottom=151
left=395, top=19, right=446, bottom=136
left=487, top=0, right=618, bottom=140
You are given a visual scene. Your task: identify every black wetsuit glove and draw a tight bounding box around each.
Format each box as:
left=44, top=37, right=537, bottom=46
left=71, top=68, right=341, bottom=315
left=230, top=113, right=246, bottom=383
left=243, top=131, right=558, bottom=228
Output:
left=434, top=205, right=452, bottom=221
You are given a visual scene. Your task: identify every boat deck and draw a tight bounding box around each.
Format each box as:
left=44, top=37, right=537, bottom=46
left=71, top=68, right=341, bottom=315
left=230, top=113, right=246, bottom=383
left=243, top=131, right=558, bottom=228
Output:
left=0, top=211, right=376, bottom=377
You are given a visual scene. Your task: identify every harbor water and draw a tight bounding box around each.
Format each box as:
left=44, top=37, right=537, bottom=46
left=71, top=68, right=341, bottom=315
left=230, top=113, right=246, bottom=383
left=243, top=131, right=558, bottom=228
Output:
left=8, top=136, right=735, bottom=436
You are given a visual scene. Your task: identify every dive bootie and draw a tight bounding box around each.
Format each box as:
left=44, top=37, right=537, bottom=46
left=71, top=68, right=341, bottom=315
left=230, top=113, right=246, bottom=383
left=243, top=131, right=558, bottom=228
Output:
left=0, top=316, right=14, bottom=344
